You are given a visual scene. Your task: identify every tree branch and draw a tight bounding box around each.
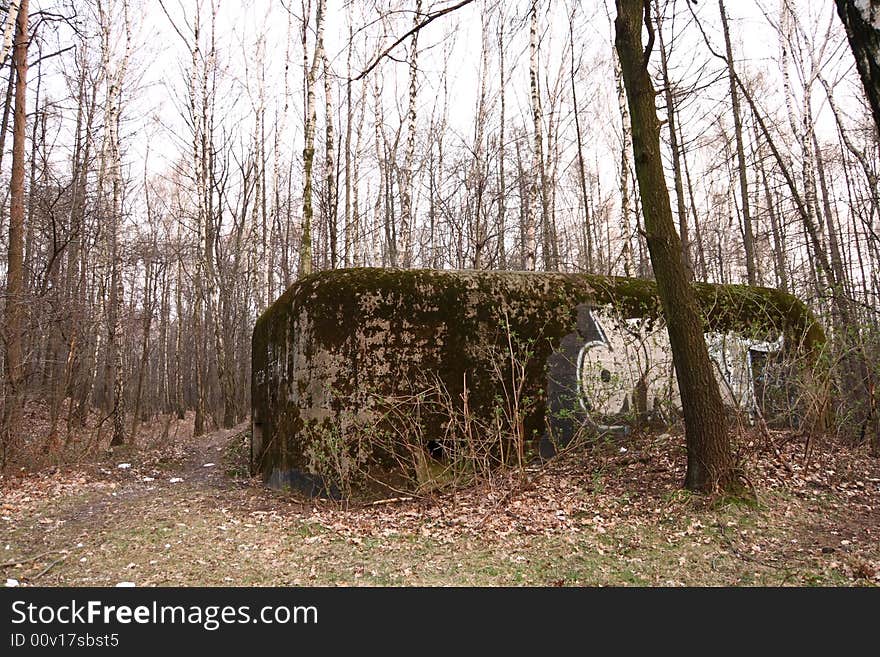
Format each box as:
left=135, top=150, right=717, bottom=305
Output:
left=353, top=0, right=475, bottom=81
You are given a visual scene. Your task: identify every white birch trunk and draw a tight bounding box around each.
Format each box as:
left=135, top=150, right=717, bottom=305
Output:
left=0, top=0, right=21, bottom=66
left=300, top=0, right=326, bottom=277
left=525, top=1, right=542, bottom=271
left=399, top=0, right=422, bottom=268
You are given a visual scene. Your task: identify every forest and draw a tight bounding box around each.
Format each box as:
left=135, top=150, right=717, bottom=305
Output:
left=0, top=0, right=879, bottom=587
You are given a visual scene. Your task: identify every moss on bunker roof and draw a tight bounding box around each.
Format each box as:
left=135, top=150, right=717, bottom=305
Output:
left=255, top=268, right=824, bottom=351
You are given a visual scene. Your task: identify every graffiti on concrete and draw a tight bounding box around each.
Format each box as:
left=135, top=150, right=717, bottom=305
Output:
left=544, top=304, right=784, bottom=452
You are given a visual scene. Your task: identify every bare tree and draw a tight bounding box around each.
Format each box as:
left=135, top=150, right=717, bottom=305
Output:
left=655, top=1, right=693, bottom=278
left=615, top=0, right=737, bottom=493
left=612, top=26, right=635, bottom=277
left=398, top=0, right=422, bottom=268
left=1, top=0, right=28, bottom=463
left=300, top=0, right=326, bottom=277
left=718, top=0, right=757, bottom=285
left=97, top=0, right=132, bottom=447
left=528, top=1, right=552, bottom=270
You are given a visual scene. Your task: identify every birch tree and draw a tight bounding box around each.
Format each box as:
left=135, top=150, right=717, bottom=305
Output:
left=97, top=0, right=132, bottom=447
left=0, top=0, right=21, bottom=66
left=524, top=0, right=541, bottom=270
left=399, top=0, right=422, bottom=268
left=300, top=0, right=326, bottom=278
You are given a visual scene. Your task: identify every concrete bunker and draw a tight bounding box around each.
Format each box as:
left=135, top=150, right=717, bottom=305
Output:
left=251, top=268, right=823, bottom=497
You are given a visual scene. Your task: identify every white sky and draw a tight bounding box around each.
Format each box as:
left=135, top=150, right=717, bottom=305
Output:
left=20, top=0, right=867, bottom=239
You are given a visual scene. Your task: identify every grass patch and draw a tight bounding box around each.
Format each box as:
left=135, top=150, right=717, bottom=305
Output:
left=1, top=426, right=877, bottom=587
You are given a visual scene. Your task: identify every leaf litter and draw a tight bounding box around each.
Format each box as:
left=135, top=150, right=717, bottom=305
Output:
left=1, top=421, right=877, bottom=586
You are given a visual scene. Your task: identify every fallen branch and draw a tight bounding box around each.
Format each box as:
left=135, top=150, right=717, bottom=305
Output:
left=30, top=553, right=69, bottom=581
left=369, top=496, right=414, bottom=506
left=1, top=548, right=64, bottom=569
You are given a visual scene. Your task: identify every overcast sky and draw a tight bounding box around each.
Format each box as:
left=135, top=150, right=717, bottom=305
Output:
left=21, top=0, right=864, bottom=236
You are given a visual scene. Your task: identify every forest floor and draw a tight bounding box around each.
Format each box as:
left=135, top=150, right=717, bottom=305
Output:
left=1, top=417, right=879, bottom=587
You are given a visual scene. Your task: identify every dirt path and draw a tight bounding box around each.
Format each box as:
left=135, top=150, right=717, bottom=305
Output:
left=2, top=426, right=879, bottom=586
left=2, top=423, right=304, bottom=586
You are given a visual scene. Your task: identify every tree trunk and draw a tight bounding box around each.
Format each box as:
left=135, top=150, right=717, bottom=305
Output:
left=352, top=80, right=365, bottom=267
left=680, top=120, right=708, bottom=280
left=655, top=3, right=692, bottom=278
left=0, top=66, right=14, bottom=172
left=399, top=0, right=421, bottom=268
left=344, top=21, right=353, bottom=268
left=97, top=0, right=131, bottom=448
left=497, top=18, right=507, bottom=269
left=174, top=253, right=186, bottom=420
left=570, top=9, right=593, bottom=273
left=300, top=0, right=326, bottom=278
left=613, top=45, right=635, bottom=277
left=2, top=0, right=28, bottom=464
left=835, top=0, right=880, bottom=138
left=323, top=52, right=337, bottom=268
left=614, top=0, right=736, bottom=494
left=0, top=0, right=21, bottom=68
left=529, top=1, right=554, bottom=270
left=524, top=1, right=542, bottom=271
left=755, top=133, right=789, bottom=293
left=718, top=0, right=757, bottom=285
left=471, top=11, right=490, bottom=270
